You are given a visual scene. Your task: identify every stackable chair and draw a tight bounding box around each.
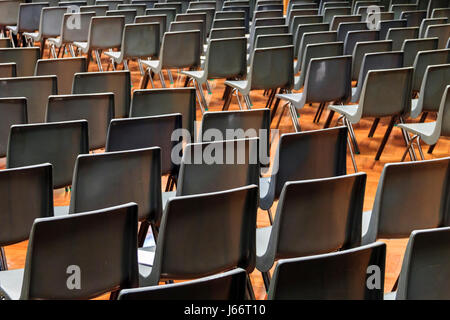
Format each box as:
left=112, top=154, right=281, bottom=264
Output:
left=132, top=0, right=158, bottom=8
left=0, top=164, right=53, bottom=272
left=248, top=25, right=289, bottom=56
left=156, top=1, right=182, bottom=14
left=169, top=20, right=206, bottom=53
left=80, top=5, right=109, bottom=16
left=411, top=48, right=450, bottom=94
left=72, top=70, right=131, bottom=118
left=294, top=28, right=336, bottom=69
left=186, top=8, right=215, bottom=33
left=0, top=47, right=39, bottom=76
left=427, top=0, right=450, bottom=18
left=34, top=57, right=87, bottom=94
left=257, top=173, right=367, bottom=290
left=140, top=31, right=201, bottom=89
left=106, top=9, right=137, bottom=24
left=95, top=0, right=123, bottom=10
left=336, top=21, right=367, bottom=42
left=0, top=98, right=27, bottom=157
left=386, top=227, right=450, bottom=300
left=73, top=16, right=125, bottom=71
left=268, top=242, right=386, bottom=300
left=134, top=15, right=166, bottom=41
left=323, top=7, right=351, bottom=23
left=0, top=0, right=21, bottom=37
left=386, top=27, right=419, bottom=50
left=0, top=203, right=139, bottom=300
left=431, top=8, right=450, bottom=19
left=0, top=75, right=57, bottom=123
left=378, top=19, right=407, bottom=39
left=391, top=4, right=418, bottom=20
left=209, top=27, right=246, bottom=40
left=344, top=30, right=379, bottom=55
left=145, top=8, right=177, bottom=30
left=401, top=37, right=439, bottom=66
left=118, top=4, right=146, bottom=15
left=330, top=14, right=362, bottom=30
left=46, top=93, right=115, bottom=150
left=419, top=17, right=447, bottom=38
left=6, top=120, right=89, bottom=189
left=424, top=23, right=450, bottom=48
left=0, top=63, right=15, bottom=77
left=400, top=10, right=427, bottom=28
left=182, top=37, right=247, bottom=113
left=351, top=40, right=393, bottom=82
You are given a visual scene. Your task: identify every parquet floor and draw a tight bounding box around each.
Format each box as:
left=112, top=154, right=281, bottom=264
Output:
left=2, top=56, right=449, bottom=299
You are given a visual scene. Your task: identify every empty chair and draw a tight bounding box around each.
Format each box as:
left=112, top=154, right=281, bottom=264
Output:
left=250, top=17, right=286, bottom=44
left=104, top=23, right=160, bottom=75
left=95, top=0, right=123, bottom=10
left=378, top=19, right=407, bottom=39
left=209, top=27, right=246, bottom=39
left=248, top=25, right=289, bottom=55
left=330, top=14, right=362, bottom=31
left=59, top=1, right=87, bottom=6
left=254, top=33, right=293, bottom=49
left=432, top=8, right=450, bottom=19
left=0, top=63, right=16, bottom=77
left=427, top=0, right=449, bottom=18
left=323, top=7, right=352, bottom=23
left=351, top=40, right=393, bottom=81
left=182, top=37, right=247, bottom=112
left=119, top=268, right=248, bottom=300
left=134, top=15, right=166, bottom=41
left=7, top=120, right=89, bottom=189
left=215, top=10, right=246, bottom=20
left=169, top=20, right=206, bottom=52
left=0, top=38, right=12, bottom=48
left=168, top=0, right=190, bottom=13
left=295, top=25, right=334, bottom=61
left=411, top=48, right=450, bottom=93
left=185, top=8, right=215, bottom=33
left=0, top=98, right=26, bottom=157
left=0, top=75, right=57, bottom=123
left=0, top=1, right=21, bottom=36
left=105, top=114, right=182, bottom=177
left=106, top=9, right=137, bottom=24
left=117, top=4, right=146, bottom=15
left=0, top=203, right=139, bottom=300
left=140, top=31, right=201, bottom=89
left=73, top=16, right=125, bottom=71
left=0, top=163, right=53, bottom=272
left=419, top=17, right=448, bottom=38
left=189, top=1, right=215, bottom=10
left=72, top=70, right=131, bottom=118
left=132, top=0, right=158, bottom=8
left=80, top=5, right=109, bottom=16
left=211, top=18, right=244, bottom=29
left=34, top=57, right=87, bottom=94
left=0, top=47, right=39, bottom=77
left=401, top=37, right=439, bottom=66
left=130, top=88, right=196, bottom=137
left=138, top=185, right=258, bottom=295
left=353, top=0, right=380, bottom=15
left=344, top=30, right=379, bottom=55
left=387, top=227, right=450, bottom=300
left=336, top=21, right=367, bottom=42
left=145, top=8, right=176, bottom=30
left=290, top=15, right=324, bottom=35
left=386, top=27, right=419, bottom=50
left=288, top=9, right=319, bottom=27
left=222, top=6, right=250, bottom=32
left=425, top=23, right=450, bottom=48
left=253, top=9, right=283, bottom=22
left=400, top=10, right=427, bottom=27
left=175, top=12, right=207, bottom=31
left=329, top=67, right=413, bottom=161
left=391, top=4, right=417, bottom=19
left=46, top=93, right=114, bottom=150
left=268, top=242, right=386, bottom=300
left=257, top=173, right=367, bottom=290
left=155, top=2, right=182, bottom=14
left=362, top=157, right=450, bottom=245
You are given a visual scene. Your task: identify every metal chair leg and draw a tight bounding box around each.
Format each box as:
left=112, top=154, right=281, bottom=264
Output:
left=416, top=136, right=425, bottom=160
left=427, top=143, right=436, bottom=154
left=235, top=89, right=244, bottom=110
left=159, top=71, right=166, bottom=88
left=167, top=69, right=174, bottom=84
left=289, top=104, right=302, bottom=132
left=374, top=116, right=396, bottom=161
left=344, top=118, right=358, bottom=172
left=275, top=102, right=289, bottom=129
left=346, top=119, right=360, bottom=154
left=398, top=117, right=417, bottom=161
left=94, top=50, right=103, bottom=71
left=246, top=276, right=256, bottom=300
left=193, top=79, right=206, bottom=114
left=401, top=135, right=417, bottom=162
left=323, top=109, right=335, bottom=128
left=244, top=94, right=252, bottom=109
left=50, top=44, right=57, bottom=58
left=368, top=118, right=379, bottom=137
left=68, top=44, right=75, bottom=57
left=1, top=247, right=8, bottom=271
left=419, top=112, right=428, bottom=123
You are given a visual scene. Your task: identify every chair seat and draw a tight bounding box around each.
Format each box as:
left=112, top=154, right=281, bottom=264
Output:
left=138, top=246, right=155, bottom=285
left=73, top=41, right=88, bottom=53
left=162, top=191, right=176, bottom=211
left=181, top=70, right=205, bottom=82
left=104, top=50, right=122, bottom=61
left=259, top=176, right=273, bottom=210
left=224, top=80, right=248, bottom=93
left=362, top=210, right=372, bottom=241
left=54, top=205, right=69, bottom=217
left=0, top=268, right=24, bottom=300
left=397, top=122, right=437, bottom=145
left=384, top=291, right=397, bottom=300
left=276, top=92, right=304, bottom=108
left=328, top=104, right=359, bottom=123
left=141, top=59, right=161, bottom=71
left=48, top=37, right=62, bottom=47
left=256, top=226, right=272, bottom=257
left=6, top=26, right=18, bottom=35
left=23, top=31, right=40, bottom=41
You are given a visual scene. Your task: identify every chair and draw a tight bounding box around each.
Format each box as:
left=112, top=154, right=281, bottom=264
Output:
left=211, top=18, right=244, bottom=29
left=378, top=19, right=407, bottom=39
left=257, top=173, right=367, bottom=290
left=0, top=203, right=139, bottom=300
left=145, top=8, right=177, bottom=30
left=119, top=268, right=247, bottom=300
left=411, top=48, right=450, bottom=93
left=34, top=57, right=87, bottom=94
left=80, top=5, right=109, bottom=16
left=155, top=2, right=182, bottom=14
left=391, top=4, right=417, bottom=19
left=329, top=67, right=413, bottom=161
left=186, top=8, right=215, bottom=34
left=0, top=63, right=16, bottom=77
left=130, top=88, right=196, bottom=138
left=0, top=98, right=26, bottom=157
left=253, top=9, right=283, bottom=21
left=106, top=9, right=137, bottom=24
left=222, top=6, right=250, bottom=33
left=117, top=4, right=146, bottom=15
left=323, top=7, right=352, bottom=23
left=288, top=9, right=319, bottom=27
left=330, top=14, right=362, bottom=31
left=95, top=0, right=123, bottom=10
left=48, top=12, right=95, bottom=58
left=134, top=15, right=166, bottom=41
left=387, top=227, right=450, bottom=300
left=386, top=26, right=419, bottom=50
left=22, top=7, right=67, bottom=57
left=7, top=120, right=89, bottom=189
left=337, top=21, right=367, bottom=42
left=362, top=157, right=450, bottom=245
left=72, top=70, right=131, bottom=118
left=0, top=47, right=39, bottom=77
left=169, top=21, right=206, bottom=53
left=104, top=23, right=160, bottom=75
left=140, top=31, right=201, bottom=89
left=425, top=23, right=450, bottom=48
left=168, top=0, right=190, bottom=13
left=267, top=242, right=386, bottom=300
left=290, top=15, right=324, bottom=36
left=138, top=185, right=258, bottom=300
left=188, top=1, right=215, bottom=10
left=73, top=16, right=125, bottom=71
left=215, top=10, right=245, bottom=20
left=248, top=25, right=289, bottom=55
left=0, top=75, right=57, bottom=123
left=209, top=27, right=246, bottom=39
left=400, top=10, right=427, bottom=28
left=0, top=38, right=12, bottom=48
left=224, top=45, right=294, bottom=111
left=427, top=0, right=450, bottom=18
left=176, top=12, right=207, bottom=30
left=132, top=0, right=158, bottom=8
left=182, top=37, right=247, bottom=113
left=0, top=0, right=21, bottom=36
left=344, top=30, right=379, bottom=55
left=432, top=8, right=450, bottom=19
left=351, top=40, right=393, bottom=81
left=0, top=163, right=53, bottom=272
left=105, top=114, right=182, bottom=177
left=419, top=17, right=447, bottom=38
left=46, top=93, right=114, bottom=150
left=294, top=25, right=334, bottom=62
left=402, top=37, right=439, bottom=66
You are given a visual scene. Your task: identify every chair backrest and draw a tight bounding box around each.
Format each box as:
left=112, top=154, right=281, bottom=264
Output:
left=253, top=9, right=283, bottom=23
left=0, top=75, right=57, bottom=123
left=134, top=15, right=166, bottom=41
left=386, top=26, right=419, bottom=50
left=130, top=87, right=196, bottom=137
left=80, top=5, right=109, bottom=16
left=378, top=19, right=407, bottom=39
left=254, top=33, right=292, bottom=49
left=117, top=3, right=146, bottom=15
left=215, top=10, right=245, bottom=20
left=438, top=85, right=450, bottom=138
left=87, top=16, right=124, bottom=49
left=38, top=6, right=67, bottom=39
left=330, top=14, right=362, bottom=30
left=105, top=114, right=181, bottom=175
left=106, top=9, right=137, bottom=24
left=249, top=25, right=288, bottom=53
left=323, top=6, right=352, bottom=23
left=0, top=163, right=53, bottom=247
left=176, top=12, right=207, bottom=26
left=250, top=17, right=286, bottom=41
left=415, top=63, right=450, bottom=115
left=17, top=3, right=49, bottom=33
left=20, top=203, right=138, bottom=300
left=344, top=29, right=379, bottom=55
left=290, top=15, right=323, bottom=36
left=46, top=93, right=114, bottom=150
left=268, top=242, right=386, bottom=300
left=0, top=98, right=26, bottom=157
left=303, top=55, right=352, bottom=104
left=60, top=12, right=95, bottom=44
left=7, top=120, right=89, bottom=189
left=412, top=48, right=450, bottom=92
left=0, top=47, right=40, bottom=77
left=176, top=138, right=260, bottom=196
left=209, top=27, right=246, bottom=39
left=72, top=70, right=131, bottom=118
left=159, top=30, right=201, bottom=69
left=400, top=10, right=427, bottom=27
left=145, top=8, right=177, bottom=30
left=121, top=22, right=160, bottom=59
left=0, top=38, right=12, bottom=48
left=132, top=0, right=158, bottom=8
left=352, top=40, right=393, bottom=81
left=169, top=20, right=205, bottom=50
left=425, top=23, right=450, bottom=48
left=401, top=37, right=439, bottom=66
left=271, top=127, right=348, bottom=200
left=212, top=18, right=244, bottom=31
left=0, top=62, right=15, bottom=78
left=95, top=0, right=123, bottom=10
left=34, top=57, right=87, bottom=94
left=222, top=5, right=250, bottom=32
left=155, top=2, right=182, bottom=14
left=391, top=4, right=418, bottom=19
left=0, top=0, right=21, bottom=27
left=119, top=268, right=247, bottom=300
left=189, top=0, right=215, bottom=10
left=148, top=185, right=258, bottom=284
left=432, top=8, right=450, bottom=19
left=363, top=157, right=450, bottom=244
left=288, top=8, right=318, bottom=27
left=336, top=21, right=367, bottom=42
left=295, top=24, right=331, bottom=58
left=205, top=37, right=247, bottom=79
left=427, top=0, right=449, bottom=18
left=419, top=17, right=447, bottom=38
left=69, top=147, right=162, bottom=225
left=248, top=45, right=294, bottom=91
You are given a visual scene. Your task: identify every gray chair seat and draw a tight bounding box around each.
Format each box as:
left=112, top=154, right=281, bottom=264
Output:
left=384, top=291, right=397, bottom=300
left=0, top=269, right=23, bottom=300
left=362, top=210, right=371, bottom=240
left=104, top=51, right=121, bottom=59
left=73, top=41, right=88, bottom=51
left=54, top=205, right=69, bottom=217
left=397, top=122, right=436, bottom=144
left=182, top=70, right=204, bottom=80
left=22, top=31, right=40, bottom=41
left=6, top=26, right=18, bottom=34
left=162, top=191, right=176, bottom=210
left=224, top=79, right=248, bottom=91
left=47, top=37, right=62, bottom=47
left=328, top=104, right=359, bottom=122
left=256, top=226, right=271, bottom=257
left=275, top=92, right=303, bottom=105
left=141, top=59, right=160, bottom=70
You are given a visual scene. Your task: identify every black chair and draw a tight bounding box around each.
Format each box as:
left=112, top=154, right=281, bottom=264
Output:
left=0, top=98, right=26, bottom=157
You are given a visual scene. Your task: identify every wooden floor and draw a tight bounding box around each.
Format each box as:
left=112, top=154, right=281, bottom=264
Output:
left=3, top=56, right=450, bottom=299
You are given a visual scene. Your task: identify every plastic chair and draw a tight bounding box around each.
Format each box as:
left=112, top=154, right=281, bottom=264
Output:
left=132, top=0, right=158, bottom=9
left=323, top=7, right=351, bottom=23
left=336, top=21, right=367, bottom=42
left=294, top=25, right=333, bottom=61
left=425, top=23, right=450, bottom=48
left=215, top=10, right=246, bottom=20
left=330, top=14, right=362, bottom=30
left=145, top=8, right=176, bottom=31
left=386, top=26, right=419, bottom=50
left=186, top=8, right=215, bottom=34
left=411, top=48, right=450, bottom=93
left=106, top=9, right=137, bottom=24
left=0, top=47, right=39, bottom=76
left=211, top=18, right=244, bottom=29
left=0, top=163, right=53, bottom=272
left=419, top=17, right=447, bottom=38
left=378, top=19, right=407, bottom=39
left=427, top=0, right=449, bottom=18
left=46, top=93, right=114, bottom=150
left=80, top=5, right=109, bottom=16
left=0, top=62, right=16, bottom=77
left=0, top=0, right=21, bottom=35
left=95, top=0, right=123, bottom=10
left=248, top=25, right=289, bottom=55
left=431, top=8, right=450, bottom=19
left=134, top=15, right=166, bottom=41
left=391, top=4, right=417, bottom=19
left=0, top=98, right=26, bottom=157
left=401, top=37, right=439, bottom=66
left=400, top=10, right=427, bottom=27
left=351, top=40, right=393, bottom=81
left=155, top=2, right=182, bottom=14
left=118, top=3, right=146, bottom=15
left=344, top=29, right=379, bottom=55
left=209, top=27, right=246, bottom=39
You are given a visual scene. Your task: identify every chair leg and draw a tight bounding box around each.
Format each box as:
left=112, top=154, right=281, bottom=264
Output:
left=94, top=50, right=103, bottom=72
left=401, top=134, right=417, bottom=162
left=347, top=133, right=359, bottom=173
left=368, top=118, right=379, bottom=138
left=419, top=112, right=428, bottom=123
left=416, top=136, right=425, bottom=160
left=375, top=116, right=396, bottom=161
left=69, top=44, right=76, bottom=57
left=261, top=271, right=271, bottom=292
left=222, top=85, right=231, bottom=101
left=275, top=102, right=289, bottom=129
left=244, top=94, right=252, bottom=109
left=246, top=276, right=256, bottom=300
left=198, top=81, right=209, bottom=111
left=323, top=109, right=335, bottom=129
left=159, top=71, right=166, bottom=88
left=109, top=290, right=119, bottom=300
left=346, top=119, right=360, bottom=154
left=167, top=69, right=174, bottom=84
left=315, top=102, right=326, bottom=123
left=398, top=117, right=418, bottom=161
left=193, top=79, right=206, bottom=114
left=205, top=80, right=212, bottom=94
left=0, top=247, right=7, bottom=271
left=289, top=103, right=302, bottom=132
left=235, top=89, right=244, bottom=110
left=427, top=143, right=436, bottom=154
left=50, top=44, right=57, bottom=58
left=267, top=208, right=273, bottom=225
left=222, top=86, right=233, bottom=110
